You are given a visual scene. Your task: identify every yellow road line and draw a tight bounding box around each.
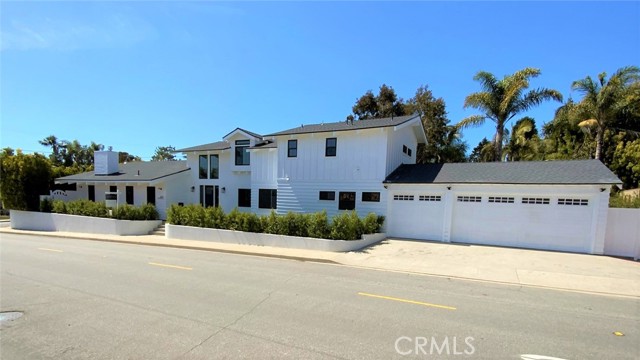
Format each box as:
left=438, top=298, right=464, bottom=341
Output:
left=148, top=262, right=192, bottom=271
left=37, top=247, right=63, bottom=253
left=358, top=292, right=456, bottom=310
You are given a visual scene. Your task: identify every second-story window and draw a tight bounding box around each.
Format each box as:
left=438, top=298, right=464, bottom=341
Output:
left=288, top=140, right=297, bottom=158
left=209, top=155, right=219, bottom=179
left=325, top=138, right=337, bottom=157
left=199, top=155, right=208, bottom=179
left=235, top=140, right=250, bottom=166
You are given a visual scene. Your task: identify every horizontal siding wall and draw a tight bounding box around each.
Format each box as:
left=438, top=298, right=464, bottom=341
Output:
left=277, top=180, right=386, bottom=219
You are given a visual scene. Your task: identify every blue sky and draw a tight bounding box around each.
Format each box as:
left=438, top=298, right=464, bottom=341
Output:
left=2, top=1, right=638, bottom=160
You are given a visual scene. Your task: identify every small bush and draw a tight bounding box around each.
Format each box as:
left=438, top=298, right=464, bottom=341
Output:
left=204, top=206, right=226, bottom=228
left=112, top=203, right=159, bottom=221
left=64, top=199, right=109, bottom=218
left=52, top=200, right=66, bottom=214
left=40, top=198, right=53, bottom=213
left=308, top=211, right=330, bottom=239
left=610, top=193, right=640, bottom=208
left=330, top=211, right=362, bottom=240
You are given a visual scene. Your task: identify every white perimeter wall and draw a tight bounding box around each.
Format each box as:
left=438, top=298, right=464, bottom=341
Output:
left=604, top=208, right=640, bottom=259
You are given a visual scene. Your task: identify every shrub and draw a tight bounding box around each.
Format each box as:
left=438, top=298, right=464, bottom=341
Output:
left=283, top=212, right=309, bottom=237
left=112, top=204, right=159, bottom=221
left=308, top=210, right=330, bottom=239
left=64, top=199, right=109, bottom=218
left=204, top=206, right=226, bottom=228
left=52, top=200, right=66, bottom=214
left=330, top=211, right=362, bottom=240
left=610, top=193, right=640, bottom=208
left=167, top=204, right=183, bottom=225
left=39, top=198, right=53, bottom=213
left=140, top=203, right=160, bottom=220
left=362, top=212, right=380, bottom=234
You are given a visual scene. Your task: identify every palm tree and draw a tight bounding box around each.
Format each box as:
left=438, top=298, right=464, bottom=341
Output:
left=571, top=66, right=640, bottom=160
left=39, top=135, right=61, bottom=164
left=457, top=68, right=563, bottom=161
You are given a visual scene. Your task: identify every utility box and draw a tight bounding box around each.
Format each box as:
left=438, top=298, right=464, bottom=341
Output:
left=105, top=191, right=118, bottom=208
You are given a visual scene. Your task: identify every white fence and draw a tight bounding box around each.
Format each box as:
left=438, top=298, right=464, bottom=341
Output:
left=604, top=208, right=640, bottom=259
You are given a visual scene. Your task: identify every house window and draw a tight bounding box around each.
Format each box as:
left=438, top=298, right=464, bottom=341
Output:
left=126, top=186, right=134, bottom=205
left=457, top=196, right=482, bottom=203
left=408, top=148, right=412, bottom=157
left=522, top=197, right=550, bottom=205
left=393, top=195, right=414, bottom=201
left=259, top=189, right=277, bottom=209
left=209, top=155, right=219, bottom=179
left=288, top=140, right=297, bottom=158
left=362, top=192, right=380, bottom=202
left=110, top=186, right=117, bottom=192
left=199, top=155, right=208, bottom=179
left=419, top=195, right=441, bottom=202
left=235, top=140, right=250, bottom=165
left=558, top=198, right=589, bottom=206
left=488, top=196, right=514, bottom=203
left=238, top=188, right=251, bottom=207
left=402, top=145, right=412, bottom=156
left=338, top=192, right=356, bottom=210
left=88, top=185, right=95, bottom=202
left=325, top=138, right=337, bottom=157
left=147, top=187, right=156, bottom=205
left=319, top=191, right=335, bottom=201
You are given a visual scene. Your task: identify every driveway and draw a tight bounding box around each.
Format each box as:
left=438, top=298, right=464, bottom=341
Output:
left=334, top=239, right=640, bottom=297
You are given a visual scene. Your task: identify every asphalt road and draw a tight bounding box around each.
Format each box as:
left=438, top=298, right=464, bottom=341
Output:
left=1, top=234, right=638, bottom=360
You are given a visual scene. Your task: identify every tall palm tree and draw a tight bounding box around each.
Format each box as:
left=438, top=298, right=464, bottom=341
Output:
left=457, top=68, right=563, bottom=161
left=571, top=66, right=640, bottom=160
left=39, top=135, right=61, bottom=164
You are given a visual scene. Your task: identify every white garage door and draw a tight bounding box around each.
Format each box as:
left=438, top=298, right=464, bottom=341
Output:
left=450, top=195, right=593, bottom=253
left=387, top=193, right=445, bottom=241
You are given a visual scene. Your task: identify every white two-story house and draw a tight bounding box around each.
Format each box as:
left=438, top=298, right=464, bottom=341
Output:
left=176, top=114, right=426, bottom=219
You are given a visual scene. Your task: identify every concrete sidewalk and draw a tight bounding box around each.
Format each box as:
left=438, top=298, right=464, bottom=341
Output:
left=1, top=227, right=638, bottom=298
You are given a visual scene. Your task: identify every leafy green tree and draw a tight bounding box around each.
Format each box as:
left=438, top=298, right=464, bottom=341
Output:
left=610, top=139, right=640, bottom=189
left=570, top=65, right=640, bottom=160
left=542, top=99, right=595, bottom=160
left=405, top=85, right=467, bottom=163
left=352, top=84, right=405, bottom=120
left=503, top=117, right=543, bottom=161
left=457, top=68, right=563, bottom=161
left=0, top=152, right=52, bottom=210
left=39, top=135, right=63, bottom=165
left=151, top=146, right=177, bottom=161
left=468, top=138, right=495, bottom=163
left=119, top=152, right=141, bottom=163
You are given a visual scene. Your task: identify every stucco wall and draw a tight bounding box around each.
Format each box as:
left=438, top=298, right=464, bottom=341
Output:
left=166, top=224, right=385, bottom=252
left=10, top=210, right=161, bottom=236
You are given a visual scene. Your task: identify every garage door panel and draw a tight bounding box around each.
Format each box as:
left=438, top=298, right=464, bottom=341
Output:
left=451, top=196, right=593, bottom=253
left=388, top=195, right=444, bottom=241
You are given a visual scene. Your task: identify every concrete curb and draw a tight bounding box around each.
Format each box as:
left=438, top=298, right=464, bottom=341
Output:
left=0, top=229, right=339, bottom=264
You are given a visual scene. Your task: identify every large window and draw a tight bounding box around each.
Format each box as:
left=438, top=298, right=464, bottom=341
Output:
left=126, top=186, right=134, bottom=205
left=199, top=185, right=218, bottom=207
left=259, top=189, right=277, bottom=209
left=338, top=191, right=355, bottom=210
left=238, top=188, right=251, bottom=207
left=209, top=155, right=219, bottom=179
left=319, top=191, right=335, bottom=201
left=288, top=140, right=297, bottom=158
left=199, top=155, right=208, bottom=179
left=325, top=138, right=337, bottom=157
left=235, top=140, right=250, bottom=165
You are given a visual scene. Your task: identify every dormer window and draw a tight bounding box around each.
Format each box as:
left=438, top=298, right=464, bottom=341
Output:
left=235, top=140, right=250, bottom=166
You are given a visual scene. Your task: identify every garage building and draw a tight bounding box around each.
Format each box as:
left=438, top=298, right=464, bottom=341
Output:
left=383, top=160, right=621, bottom=254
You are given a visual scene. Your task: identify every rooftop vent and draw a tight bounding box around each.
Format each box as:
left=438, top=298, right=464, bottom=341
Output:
left=94, top=151, right=119, bottom=175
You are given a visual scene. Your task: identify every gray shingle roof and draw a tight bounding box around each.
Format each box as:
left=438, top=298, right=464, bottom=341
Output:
left=265, top=114, right=420, bottom=136
left=175, top=141, right=230, bottom=152
left=384, top=160, right=621, bottom=185
left=56, top=161, right=189, bottom=183
left=250, top=140, right=277, bottom=149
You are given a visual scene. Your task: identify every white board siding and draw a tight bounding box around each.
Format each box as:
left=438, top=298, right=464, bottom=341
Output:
left=276, top=129, right=389, bottom=182
left=386, top=124, right=418, bottom=176
left=385, top=184, right=608, bottom=254
left=277, top=180, right=386, bottom=219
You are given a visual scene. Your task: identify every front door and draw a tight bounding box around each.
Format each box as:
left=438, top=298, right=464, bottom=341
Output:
left=147, top=187, right=156, bottom=205
left=200, top=185, right=219, bottom=207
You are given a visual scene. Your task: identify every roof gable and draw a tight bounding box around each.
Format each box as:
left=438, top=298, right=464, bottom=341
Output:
left=223, top=127, right=262, bottom=141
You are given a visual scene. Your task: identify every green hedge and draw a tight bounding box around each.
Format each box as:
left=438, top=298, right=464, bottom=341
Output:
left=44, top=199, right=159, bottom=220
left=609, top=193, right=640, bottom=208
left=167, top=204, right=384, bottom=240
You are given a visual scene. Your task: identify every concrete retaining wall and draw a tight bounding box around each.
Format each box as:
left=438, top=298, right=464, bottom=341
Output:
left=166, top=224, right=386, bottom=252
left=10, top=210, right=162, bottom=236
left=604, top=208, right=640, bottom=259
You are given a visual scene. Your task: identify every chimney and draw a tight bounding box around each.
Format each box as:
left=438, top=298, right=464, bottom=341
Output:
left=94, top=151, right=119, bottom=175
